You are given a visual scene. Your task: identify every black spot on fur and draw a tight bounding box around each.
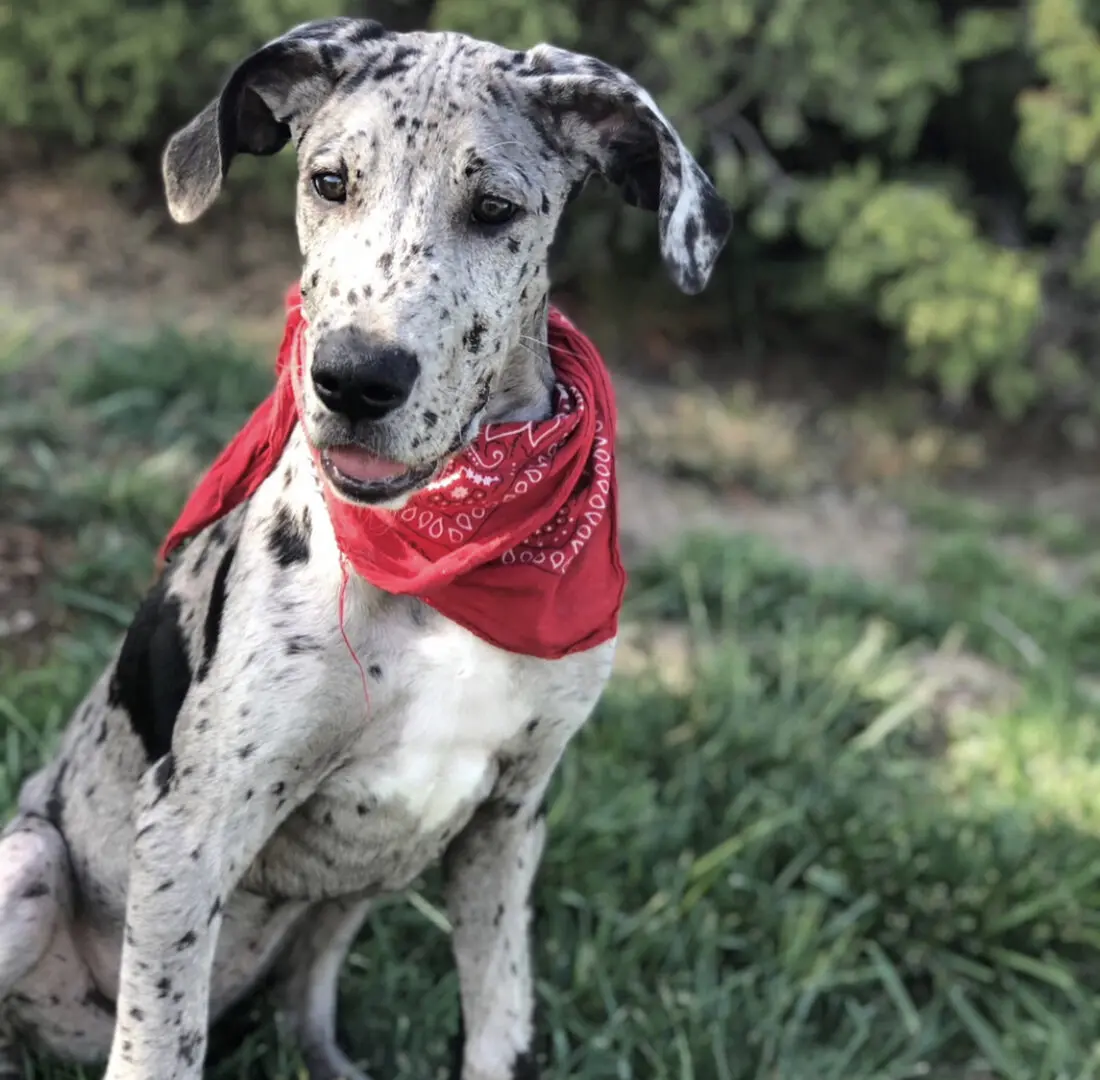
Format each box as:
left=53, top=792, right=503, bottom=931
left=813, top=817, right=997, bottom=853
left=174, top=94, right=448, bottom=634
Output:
left=267, top=504, right=310, bottom=567
left=238, top=743, right=256, bottom=759
left=108, top=575, right=192, bottom=761
left=394, top=114, right=407, bottom=129
left=423, top=410, right=438, bottom=428
left=541, top=193, right=551, bottom=214
left=463, top=316, right=487, bottom=354
left=677, top=216, right=702, bottom=289
left=701, top=183, right=732, bottom=244
left=507, top=237, right=521, bottom=254
left=378, top=251, right=394, bottom=276
left=83, top=986, right=117, bottom=1016
left=287, top=636, right=321, bottom=656
left=45, top=761, right=67, bottom=826
left=347, top=287, right=359, bottom=305
left=318, top=42, right=346, bottom=76
left=20, top=881, right=50, bottom=900
left=129, top=1006, right=145, bottom=1021
left=199, top=538, right=237, bottom=681
left=152, top=753, right=176, bottom=805
left=349, top=20, right=388, bottom=45
left=356, top=802, right=370, bottom=816
left=209, top=897, right=223, bottom=924
left=683, top=214, right=699, bottom=258
left=155, top=879, right=175, bottom=893
left=372, top=45, right=419, bottom=81
left=367, top=663, right=383, bottom=679
left=175, top=930, right=197, bottom=951
left=522, top=108, right=561, bottom=159
left=178, top=1030, right=202, bottom=1066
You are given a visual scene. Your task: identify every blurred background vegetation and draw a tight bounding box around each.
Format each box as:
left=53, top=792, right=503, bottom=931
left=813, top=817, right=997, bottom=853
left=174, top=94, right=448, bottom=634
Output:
left=6, top=0, right=1100, bottom=433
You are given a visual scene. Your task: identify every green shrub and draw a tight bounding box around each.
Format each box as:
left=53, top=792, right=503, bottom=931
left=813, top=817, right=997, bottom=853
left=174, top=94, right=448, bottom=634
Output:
left=0, top=0, right=328, bottom=148
left=5, top=0, right=1100, bottom=426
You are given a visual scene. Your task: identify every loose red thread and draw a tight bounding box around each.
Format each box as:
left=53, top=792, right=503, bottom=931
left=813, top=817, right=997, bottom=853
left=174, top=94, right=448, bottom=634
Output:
left=338, top=555, right=371, bottom=711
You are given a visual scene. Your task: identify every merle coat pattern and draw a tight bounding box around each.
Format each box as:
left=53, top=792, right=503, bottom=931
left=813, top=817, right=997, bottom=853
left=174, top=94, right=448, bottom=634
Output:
left=0, top=17, right=730, bottom=1080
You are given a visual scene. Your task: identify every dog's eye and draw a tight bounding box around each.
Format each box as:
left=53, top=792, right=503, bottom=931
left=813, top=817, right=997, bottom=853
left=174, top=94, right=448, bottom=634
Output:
left=471, top=195, right=518, bottom=227
left=312, top=172, right=347, bottom=203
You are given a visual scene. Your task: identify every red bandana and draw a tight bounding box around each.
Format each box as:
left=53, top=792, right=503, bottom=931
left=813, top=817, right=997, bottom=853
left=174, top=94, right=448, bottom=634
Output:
left=159, top=284, right=625, bottom=659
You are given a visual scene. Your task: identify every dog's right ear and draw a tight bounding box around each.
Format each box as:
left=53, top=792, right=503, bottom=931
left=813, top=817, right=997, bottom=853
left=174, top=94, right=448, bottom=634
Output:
left=163, top=17, right=391, bottom=224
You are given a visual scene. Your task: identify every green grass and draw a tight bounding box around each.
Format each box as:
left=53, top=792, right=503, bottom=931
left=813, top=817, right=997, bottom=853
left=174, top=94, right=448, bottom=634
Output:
left=5, top=332, right=1100, bottom=1079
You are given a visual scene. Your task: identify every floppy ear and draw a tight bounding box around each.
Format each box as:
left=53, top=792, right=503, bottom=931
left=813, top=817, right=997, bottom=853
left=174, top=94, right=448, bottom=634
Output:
left=518, top=44, right=732, bottom=294
left=162, top=17, right=391, bottom=224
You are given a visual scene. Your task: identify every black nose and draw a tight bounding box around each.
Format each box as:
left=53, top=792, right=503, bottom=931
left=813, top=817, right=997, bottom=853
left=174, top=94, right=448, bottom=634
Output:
left=311, top=328, right=420, bottom=423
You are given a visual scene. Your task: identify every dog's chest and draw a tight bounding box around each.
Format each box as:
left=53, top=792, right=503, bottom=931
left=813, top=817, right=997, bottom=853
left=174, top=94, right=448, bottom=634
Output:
left=246, top=604, right=535, bottom=900
left=344, top=614, right=527, bottom=825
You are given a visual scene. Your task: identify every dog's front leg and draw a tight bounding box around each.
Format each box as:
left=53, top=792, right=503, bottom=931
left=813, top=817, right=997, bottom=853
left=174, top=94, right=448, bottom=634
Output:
left=104, top=712, right=350, bottom=1080
left=444, top=765, right=560, bottom=1080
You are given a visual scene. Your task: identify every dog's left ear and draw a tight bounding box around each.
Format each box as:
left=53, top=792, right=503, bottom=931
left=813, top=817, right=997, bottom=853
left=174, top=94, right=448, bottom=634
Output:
left=162, top=17, right=391, bottom=224
left=518, top=44, right=732, bottom=294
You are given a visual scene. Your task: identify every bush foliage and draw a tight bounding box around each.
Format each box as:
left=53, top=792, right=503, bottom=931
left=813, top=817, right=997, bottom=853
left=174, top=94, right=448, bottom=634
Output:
left=4, top=0, right=1100, bottom=423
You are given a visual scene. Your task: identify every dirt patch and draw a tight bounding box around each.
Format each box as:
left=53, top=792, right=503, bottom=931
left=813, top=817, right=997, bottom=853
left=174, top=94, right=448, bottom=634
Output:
left=0, top=168, right=296, bottom=348
left=615, top=455, right=916, bottom=582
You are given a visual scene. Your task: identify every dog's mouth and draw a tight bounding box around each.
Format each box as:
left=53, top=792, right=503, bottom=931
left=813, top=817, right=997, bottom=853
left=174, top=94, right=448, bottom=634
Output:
left=320, top=446, right=437, bottom=505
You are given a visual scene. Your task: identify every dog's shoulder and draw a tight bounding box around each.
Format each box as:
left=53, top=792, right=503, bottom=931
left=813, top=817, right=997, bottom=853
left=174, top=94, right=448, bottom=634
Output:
left=114, top=502, right=252, bottom=761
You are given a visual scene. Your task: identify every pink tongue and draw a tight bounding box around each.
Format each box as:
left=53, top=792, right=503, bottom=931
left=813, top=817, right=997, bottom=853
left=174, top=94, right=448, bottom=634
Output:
left=326, top=447, right=409, bottom=483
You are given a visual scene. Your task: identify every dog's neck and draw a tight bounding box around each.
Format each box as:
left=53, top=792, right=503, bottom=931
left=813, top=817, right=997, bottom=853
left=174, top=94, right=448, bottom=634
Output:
left=484, top=294, right=555, bottom=424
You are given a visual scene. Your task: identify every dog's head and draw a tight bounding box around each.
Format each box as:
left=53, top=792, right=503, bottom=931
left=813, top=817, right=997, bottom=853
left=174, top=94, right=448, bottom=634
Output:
left=164, top=18, right=731, bottom=505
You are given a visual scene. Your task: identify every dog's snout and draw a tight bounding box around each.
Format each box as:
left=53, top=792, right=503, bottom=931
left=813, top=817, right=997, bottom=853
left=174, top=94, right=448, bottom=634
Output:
left=311, top=329, right=420, bottom=423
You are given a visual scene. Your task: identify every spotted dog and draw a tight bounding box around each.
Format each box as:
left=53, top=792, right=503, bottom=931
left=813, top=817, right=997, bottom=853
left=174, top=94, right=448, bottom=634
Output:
left=0, top=17, right=730, bottom=1080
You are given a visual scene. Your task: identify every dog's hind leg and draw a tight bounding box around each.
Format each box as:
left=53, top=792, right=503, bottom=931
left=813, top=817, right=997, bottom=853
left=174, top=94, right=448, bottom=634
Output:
left=274, top=897, right=374, bottom=1080
left=0, top=815, right=70, bottom=998
left=0, top=814, right=71, bottom=1077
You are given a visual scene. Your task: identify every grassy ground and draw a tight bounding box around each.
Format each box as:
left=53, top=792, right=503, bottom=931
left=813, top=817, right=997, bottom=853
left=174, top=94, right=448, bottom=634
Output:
left=4, top=330, right=1100, bottom=1080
